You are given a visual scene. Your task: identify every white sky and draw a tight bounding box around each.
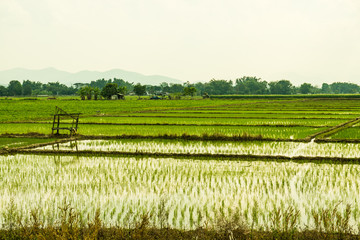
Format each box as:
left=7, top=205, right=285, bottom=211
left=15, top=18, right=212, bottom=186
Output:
left=1, top=0, right=360, bottom=85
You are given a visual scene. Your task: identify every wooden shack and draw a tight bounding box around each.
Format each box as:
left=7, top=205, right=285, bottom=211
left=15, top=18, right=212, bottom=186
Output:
left=52, top=106, right=81, bottom=136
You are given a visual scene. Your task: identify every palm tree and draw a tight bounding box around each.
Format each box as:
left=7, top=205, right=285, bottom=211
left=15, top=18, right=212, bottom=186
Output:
left=93, top=87, right=100, bottom=100
left=85, top=86, right=93, bottom=100
left=78, top=87, right=87, bottom=100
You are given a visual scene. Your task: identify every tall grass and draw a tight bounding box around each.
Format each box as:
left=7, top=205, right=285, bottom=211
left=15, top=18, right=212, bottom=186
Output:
left=0, top=200, right=358, bottom=240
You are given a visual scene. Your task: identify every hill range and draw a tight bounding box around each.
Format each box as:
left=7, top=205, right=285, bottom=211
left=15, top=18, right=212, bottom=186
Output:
left=0, top=68, right=183, bottom=86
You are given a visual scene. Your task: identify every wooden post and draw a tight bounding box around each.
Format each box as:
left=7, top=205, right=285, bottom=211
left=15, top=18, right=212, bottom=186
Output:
left=52, top=115, right=56, bottom=135
left=56, top=115, right=60, bottom=135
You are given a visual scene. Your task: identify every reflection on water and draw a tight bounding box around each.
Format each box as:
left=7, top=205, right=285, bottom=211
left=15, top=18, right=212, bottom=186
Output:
left=52, top=153, right=79, bottom=168
left=52, top=140, right=79, bottom=169
left=52, top=140, right=78, bottom=151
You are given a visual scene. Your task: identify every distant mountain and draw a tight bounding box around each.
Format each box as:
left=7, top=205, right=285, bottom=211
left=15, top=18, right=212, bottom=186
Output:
left=0, top=68, right=184, bottom=86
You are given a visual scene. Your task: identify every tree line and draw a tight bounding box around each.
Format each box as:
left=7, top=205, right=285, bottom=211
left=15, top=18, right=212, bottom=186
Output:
left=1, top=77, right=360, bottom=97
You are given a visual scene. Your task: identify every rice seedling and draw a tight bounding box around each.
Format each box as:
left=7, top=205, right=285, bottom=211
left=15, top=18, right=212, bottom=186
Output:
left=1, top=154, right=360, bottom=232
left=38, top=139, right=360, bottom=159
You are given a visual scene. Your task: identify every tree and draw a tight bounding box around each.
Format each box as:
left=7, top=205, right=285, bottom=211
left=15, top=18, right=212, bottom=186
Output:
left=8, top=80, right=22, bottom=96
left=44, top=82, right=74, bottom=95
left=133, top=83, right=147, bottom=97
left=93, top=87, right=100, bottom=100
left=118, top=86, right=127, bottom=95
left=183, top=86, right=197, bottom=96
left=299, top=83, right=312, bottom=94
left=194, top=82, right=206, bottom=95
left=0, top=86, right=7, bottom=96
left=101, top=83, right=118, bottom=100
left=22, top=80, right=32, bottom=96
left=84, top=86, right=93, bottom=100
left=168, top=84, right=184, bottom=93
left=321, top=83, right=331, bottom=94
left=269, top=80, right=294, bottom=94
left=160, top=82, right=170, bottom=93
left=204, top=79, right=233, bottom=95
left=146, top=85, right=161, bottom=95
left=235, top=76, right=268, bottom=94
left=330, top=82, right=360, bottom=94
left=78, top=87, right=87, bottom=100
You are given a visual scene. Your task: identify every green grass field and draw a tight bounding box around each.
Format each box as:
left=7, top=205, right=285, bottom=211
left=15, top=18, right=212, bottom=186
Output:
left=1, top=97, right=360, bottom=236
left=1, top=98, right=359, bottom=139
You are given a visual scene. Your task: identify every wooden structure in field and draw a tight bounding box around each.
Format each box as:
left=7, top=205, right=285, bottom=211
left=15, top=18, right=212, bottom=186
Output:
left=52, top=106, right=81, bottom=136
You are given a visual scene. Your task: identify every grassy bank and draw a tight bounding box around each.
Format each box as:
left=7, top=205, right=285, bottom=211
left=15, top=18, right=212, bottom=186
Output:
left=0, top=201, right=358, bottom=240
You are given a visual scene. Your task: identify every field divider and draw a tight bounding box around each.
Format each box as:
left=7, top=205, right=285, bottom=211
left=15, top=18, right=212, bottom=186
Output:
left=0, top=121, right=322, bottom=127
left=87, top=115, right=352, bottom=120
left=307, top=117, right=360, bottom=140
left=78, top=122, right=324, bottom=128
left=5, top=148, right=360, bottom=163
left=4, top=132, right=360, bottom=147
left=0, top=133, right=309, bottom=143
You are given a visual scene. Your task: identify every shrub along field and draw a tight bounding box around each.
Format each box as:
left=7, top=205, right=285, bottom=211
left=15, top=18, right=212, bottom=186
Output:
left=1, top=97, right=360, bottom=239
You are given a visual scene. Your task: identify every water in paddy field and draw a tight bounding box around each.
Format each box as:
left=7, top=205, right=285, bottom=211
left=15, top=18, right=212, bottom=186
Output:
left=0, top=154, right=359, bottom=231
left=289, top=138, right=315, bottom=158
left=36, top=138, right=360, bottom=159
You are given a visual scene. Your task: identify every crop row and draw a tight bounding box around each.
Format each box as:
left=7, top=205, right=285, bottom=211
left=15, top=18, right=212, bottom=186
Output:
left=100, top=113, right=356, bottom=119
left=0, top=155, right=359, bottom=230
left=69, top=117, right=345, bottom=127
left=37, top=139, right=360, bottom=159
left=0, top=123, right=323, bottom=139
left=1, top=99, right=360, bottom=122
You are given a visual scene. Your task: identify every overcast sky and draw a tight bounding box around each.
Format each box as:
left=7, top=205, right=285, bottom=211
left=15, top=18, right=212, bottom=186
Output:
left=1, top=0, right=360, bottom=85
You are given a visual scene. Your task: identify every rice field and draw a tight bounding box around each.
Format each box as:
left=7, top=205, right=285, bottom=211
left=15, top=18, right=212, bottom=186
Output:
left=1, top=154, right=359, bottom=231
left=1, top=97, right=360, bottom=234
left=76, top=116, right=345, bottom=127
left=37, top=139, right=360, bottom=159
left=0, top=123, right=325, bottom=139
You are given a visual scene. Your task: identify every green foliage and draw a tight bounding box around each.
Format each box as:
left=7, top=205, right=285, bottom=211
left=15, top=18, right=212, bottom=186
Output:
left=299, top=83, right=312, bottom=94
left=101, top=83, right=118, bottom=100
left=85, top=85, right=93, bottom=100
left=235, top=76, right=268, bottom=94
left=118, top=86, right=127, bottom=95
left=322, top=83, right=332, bottom=93
left=78, top=87, right=87, bottom=100
left=8, top=80, right=22, bottom=96
left=0, top=86, right=8, bottom=96
left=269, top=80, right=294, bottom=94
left=183, top=86, right=197, bottom=96
left=133, top=83, right=147, bottom=96
left=22, top=80, right=32, bottom=96
left=3, top=76, right=360, bottom=97
left=93, top=87, right=100, bottom=100
left=168, top=83, right=184, bottom=93
left=89, top=78, right=133, bottom=92
left=331, top=82, right=360, bottom=94
left=45, top=81, right=75, bottom=95
left=205, top=79, right=233, bottom=95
